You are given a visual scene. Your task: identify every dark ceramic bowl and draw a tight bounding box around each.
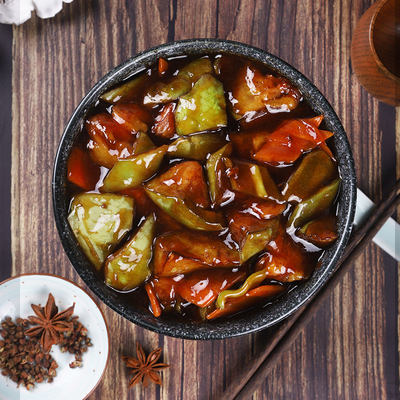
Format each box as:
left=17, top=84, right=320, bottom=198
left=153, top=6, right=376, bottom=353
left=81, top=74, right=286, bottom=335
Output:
left=53, top=39, right=356, bottom=340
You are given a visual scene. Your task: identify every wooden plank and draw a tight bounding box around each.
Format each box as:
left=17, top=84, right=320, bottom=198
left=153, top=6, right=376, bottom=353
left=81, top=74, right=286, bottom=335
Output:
left=10, top=0, right=398, bottom=399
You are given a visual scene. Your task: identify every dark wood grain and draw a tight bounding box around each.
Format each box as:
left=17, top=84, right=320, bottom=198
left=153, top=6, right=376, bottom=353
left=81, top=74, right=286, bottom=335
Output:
left=10, top=1, right=399, bottom=399
left=0, top=24, right=12, bottom=281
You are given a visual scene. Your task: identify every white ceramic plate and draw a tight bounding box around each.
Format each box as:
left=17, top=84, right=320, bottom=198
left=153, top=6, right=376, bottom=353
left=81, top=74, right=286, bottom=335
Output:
left=0, top=274, right=110, bottom=400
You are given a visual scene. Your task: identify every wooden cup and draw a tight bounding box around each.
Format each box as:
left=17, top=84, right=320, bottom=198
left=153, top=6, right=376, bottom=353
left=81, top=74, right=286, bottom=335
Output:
left=351, top=0, right=400, bottom=106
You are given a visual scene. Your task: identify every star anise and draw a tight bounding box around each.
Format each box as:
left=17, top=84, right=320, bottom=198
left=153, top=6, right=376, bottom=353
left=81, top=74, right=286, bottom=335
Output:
left=122, top=343, right=169, bottom=387
left=25, top=293, right=75, bottom=353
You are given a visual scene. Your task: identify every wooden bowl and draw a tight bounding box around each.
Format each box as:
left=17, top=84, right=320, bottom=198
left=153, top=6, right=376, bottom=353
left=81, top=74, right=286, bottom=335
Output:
left=351, top=0, right=400, bottom=106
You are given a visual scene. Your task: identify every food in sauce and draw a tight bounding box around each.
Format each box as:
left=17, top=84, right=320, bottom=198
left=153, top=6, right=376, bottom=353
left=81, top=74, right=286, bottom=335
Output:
left=66, top=54, right=340, bottom=321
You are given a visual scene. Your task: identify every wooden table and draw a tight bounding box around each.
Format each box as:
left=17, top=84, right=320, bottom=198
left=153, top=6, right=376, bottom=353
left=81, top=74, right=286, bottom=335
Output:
left=0, top=0, right=398, bottom=398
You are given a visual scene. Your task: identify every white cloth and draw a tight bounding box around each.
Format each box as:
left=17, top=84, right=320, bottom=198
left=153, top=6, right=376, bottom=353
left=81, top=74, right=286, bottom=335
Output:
left=0, top=0, right=74, bottom=25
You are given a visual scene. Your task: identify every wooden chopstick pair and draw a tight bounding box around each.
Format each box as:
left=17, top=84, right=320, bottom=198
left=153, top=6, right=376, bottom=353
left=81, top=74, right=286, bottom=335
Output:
left=226, top=179, right=400, bottom=400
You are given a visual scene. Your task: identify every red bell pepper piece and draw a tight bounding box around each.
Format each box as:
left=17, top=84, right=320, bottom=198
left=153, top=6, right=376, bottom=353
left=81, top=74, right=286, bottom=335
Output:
left=206, top=285, right=285, bottom=320
left=67, top=147, right=100, bottom=191
left=253, top=118, right=334, bottom=165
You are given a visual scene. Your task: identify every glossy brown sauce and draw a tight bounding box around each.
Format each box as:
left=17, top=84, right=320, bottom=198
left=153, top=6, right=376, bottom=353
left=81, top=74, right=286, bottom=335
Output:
left=67, top=54, right=339, bottom=322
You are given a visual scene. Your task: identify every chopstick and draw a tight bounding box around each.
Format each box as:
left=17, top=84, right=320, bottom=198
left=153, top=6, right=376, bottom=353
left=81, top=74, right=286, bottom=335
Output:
left=226, top=179, right=400, bottom=400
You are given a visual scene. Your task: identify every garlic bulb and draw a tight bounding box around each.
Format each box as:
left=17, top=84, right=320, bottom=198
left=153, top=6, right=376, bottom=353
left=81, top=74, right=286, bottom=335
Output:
left=0, top=0, right=74, bottom=25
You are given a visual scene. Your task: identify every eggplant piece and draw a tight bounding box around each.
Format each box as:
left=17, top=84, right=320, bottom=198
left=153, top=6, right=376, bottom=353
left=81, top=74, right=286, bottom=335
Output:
left=102, top=146, right=167, bottom=192
left=145, top=189, right=225, bottom=231
left=206, top=143, right=233, bottom=207
left=255, top=251, right=311, bottom=282
left=146, top=161, right=210, bottom=208
left=229, top=130, right=267, bottom=158
left=67, top=193, right=134, bottom=270
left=228, top=199, right=286, bottom=244
left=67, top=147, right=101, bottom=191
left=100, top=74, right=148, bottom=104
left=254, top=227, right=313, bottom=282
left=86, top=113, right=135, bottom=168
left=227, top=159, right=281, bottom=201
left=152, top=103, right=176, bottom=139
left=146, top=277, right=177, bottom=311
left=298, top=215, right=338, bottom=247
left=240, top=218, right=280, bottom=263
left=175, top=74, right=227, bottom=135
left=111, top=103, right=152, bottom=133
left=104, top=215, right=155, bottom=291
left=282, top=149, right=337, bottom=202
left=168, top=133, right=225, bottom=161
left=143, top=58, right=213, bottom=106
left=177, top=57, right=213, bottom=82
left=230, top=65, right=300, bottom=118
left=287, top=179, right=340, bottom=228
left=143, top=76, right=191, bottom=105
left=153, top=231, right=240, bottom=276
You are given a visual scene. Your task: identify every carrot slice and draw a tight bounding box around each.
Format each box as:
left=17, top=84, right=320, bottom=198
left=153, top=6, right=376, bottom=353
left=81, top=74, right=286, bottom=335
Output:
left=145, top=283, right=162, bottom=317
left=206, top=285, right=285, bottom=320
left=67, top=147, right=100, bottom=190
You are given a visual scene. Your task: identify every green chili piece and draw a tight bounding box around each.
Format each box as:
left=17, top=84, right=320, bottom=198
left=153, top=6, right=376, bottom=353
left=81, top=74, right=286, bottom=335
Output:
left=240, top=219, right=279, bottom=263
left=132, top=132, right=155, bottom=155
left=177, top=58, right=213, bottom=82
left=206, top=143, right=232, bottom=205
left=282, top=149, right=336, bottom=202
left=145, top=189, right=226, bottom=231
left=287, top=179, right=340, bottom=229
left=102, top=146, right=167, bottom=192
left=100, top=74, right=148, bottom=104
left=216, top=269, right=269, bottom=309
left=143, top=77, right=191, bottom=105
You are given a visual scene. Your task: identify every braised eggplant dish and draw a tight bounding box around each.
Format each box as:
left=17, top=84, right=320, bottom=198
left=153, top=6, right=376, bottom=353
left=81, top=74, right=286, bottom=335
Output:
left=66, top=54, right=340, bottom=321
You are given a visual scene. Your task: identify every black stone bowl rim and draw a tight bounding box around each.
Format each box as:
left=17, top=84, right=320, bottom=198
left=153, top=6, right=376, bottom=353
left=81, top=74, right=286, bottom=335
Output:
left=52, top=39, right=356, bottom=340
